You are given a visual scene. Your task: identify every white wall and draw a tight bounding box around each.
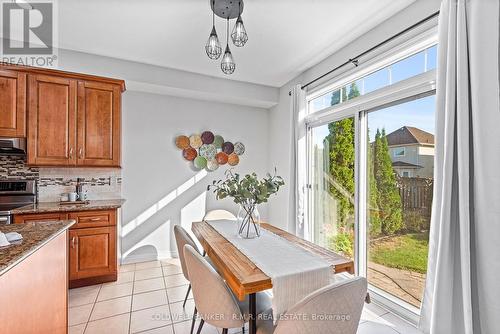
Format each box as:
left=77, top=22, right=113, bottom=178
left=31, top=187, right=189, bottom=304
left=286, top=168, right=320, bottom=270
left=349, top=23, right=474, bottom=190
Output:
left=267, top=0, right=441, bottom=231
left=55, top=48, right=278, bottom=109
left=51, top=48, right=273, bottom=263
left=120, top=91, right=269, bottom=263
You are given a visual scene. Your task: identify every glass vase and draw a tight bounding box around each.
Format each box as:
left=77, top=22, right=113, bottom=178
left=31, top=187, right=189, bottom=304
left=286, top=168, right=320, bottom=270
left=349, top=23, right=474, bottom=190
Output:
left=237, top=202, right=260, bottom=239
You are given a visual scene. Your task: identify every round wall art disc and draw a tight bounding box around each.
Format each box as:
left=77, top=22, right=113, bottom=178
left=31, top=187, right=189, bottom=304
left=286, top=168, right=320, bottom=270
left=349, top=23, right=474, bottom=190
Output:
left=213, top=135, right=224, bottom=148
left=233, top=142, right=245, bottom=155
left=201, top=131, right=215, bottom=144
left=206, top=159, right=219, bottom=171
left=216, top=152, right=228, bottom=165
left=182, top=148, right=197, bottom=161
left=175, top=135, right=190, bottom=149
left=199, top=144, right=216, bottom=160
left=227, top=153, right=239, bottom=166
left=194, top=156, right=207, bottom=169
left=189, top=134, right=202, bottom=149
left=222, top=142, right=234, bottom=154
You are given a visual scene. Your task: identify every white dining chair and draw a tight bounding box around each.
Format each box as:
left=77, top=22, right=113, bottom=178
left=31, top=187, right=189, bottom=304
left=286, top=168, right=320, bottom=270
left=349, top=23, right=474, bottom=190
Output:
left=184, top=244, right=272, bottom=334
left=173, top=225, right=200, bottom=307
left=256, top=277, right=367, bottom=334
left=202, top=209, right=236, bottom=221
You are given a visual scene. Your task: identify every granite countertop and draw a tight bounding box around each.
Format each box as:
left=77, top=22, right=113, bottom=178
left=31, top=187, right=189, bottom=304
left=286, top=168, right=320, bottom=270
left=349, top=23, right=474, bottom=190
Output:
left=11, top=199, right=126, bottom=214
left=0, top=220, right=75, bottom=276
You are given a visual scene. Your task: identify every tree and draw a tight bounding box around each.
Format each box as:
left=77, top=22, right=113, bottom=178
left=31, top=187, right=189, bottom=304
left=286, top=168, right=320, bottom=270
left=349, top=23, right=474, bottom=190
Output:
left=348, top=82, right=360, bottom=100
left=368, top=130, right=381, bottom=237
left=326, top=117, right=355, bottom=225
left=373, top=129, right=403, bottom=235
left=326, top=83, right=360, bottom=224
left=325, top=83, right=360, bottom=256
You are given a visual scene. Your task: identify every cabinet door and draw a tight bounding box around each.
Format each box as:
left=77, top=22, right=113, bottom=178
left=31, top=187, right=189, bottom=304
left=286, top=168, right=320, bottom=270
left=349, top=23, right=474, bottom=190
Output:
left=69, top=226, right=117, bottom=280
left=77, top=81, right=121, bottom=167
left=14, top=212, right=68, bottom=224
left=0, top=70, right=26, bottom=137
left=27, top=75, right=77, bottom=166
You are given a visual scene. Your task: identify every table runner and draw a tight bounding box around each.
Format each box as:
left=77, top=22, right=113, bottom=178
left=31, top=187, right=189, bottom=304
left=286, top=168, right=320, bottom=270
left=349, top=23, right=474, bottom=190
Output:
left=207, top=220, right=331, bottom=321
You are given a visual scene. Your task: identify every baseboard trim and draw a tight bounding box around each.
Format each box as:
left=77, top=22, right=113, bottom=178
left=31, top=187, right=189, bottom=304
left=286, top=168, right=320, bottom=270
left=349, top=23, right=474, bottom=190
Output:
left=121, top=251, right=179, bottom=265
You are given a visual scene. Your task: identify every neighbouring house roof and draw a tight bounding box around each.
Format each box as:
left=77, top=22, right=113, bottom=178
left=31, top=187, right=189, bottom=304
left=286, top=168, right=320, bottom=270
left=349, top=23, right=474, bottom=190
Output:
left=386, top=126, right=434, bottom=146
left=392, top=161, right=422, bottom=169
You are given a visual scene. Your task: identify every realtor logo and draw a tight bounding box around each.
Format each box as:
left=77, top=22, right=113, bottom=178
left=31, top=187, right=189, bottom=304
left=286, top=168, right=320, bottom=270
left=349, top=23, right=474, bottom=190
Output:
left=1, top=1, right=58, bottom=67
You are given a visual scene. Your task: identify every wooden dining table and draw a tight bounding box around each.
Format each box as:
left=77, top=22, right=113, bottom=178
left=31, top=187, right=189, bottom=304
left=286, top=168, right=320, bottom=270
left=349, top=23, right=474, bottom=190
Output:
left=192, top=221, right=354, bottom=334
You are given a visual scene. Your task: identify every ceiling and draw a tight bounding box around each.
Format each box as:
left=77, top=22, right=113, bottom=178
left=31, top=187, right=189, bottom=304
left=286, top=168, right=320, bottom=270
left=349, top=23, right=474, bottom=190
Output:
left=58, top=0, right=414, bottom=87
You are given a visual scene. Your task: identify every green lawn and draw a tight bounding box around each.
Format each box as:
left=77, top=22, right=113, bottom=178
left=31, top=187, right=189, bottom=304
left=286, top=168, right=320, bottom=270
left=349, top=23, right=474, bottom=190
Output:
left=369, top=233, right=429, bottom=274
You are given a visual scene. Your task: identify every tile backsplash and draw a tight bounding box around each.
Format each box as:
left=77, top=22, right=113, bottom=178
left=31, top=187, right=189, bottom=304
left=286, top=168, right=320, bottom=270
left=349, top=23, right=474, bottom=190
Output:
left=0, top=156, right=121, bottom=202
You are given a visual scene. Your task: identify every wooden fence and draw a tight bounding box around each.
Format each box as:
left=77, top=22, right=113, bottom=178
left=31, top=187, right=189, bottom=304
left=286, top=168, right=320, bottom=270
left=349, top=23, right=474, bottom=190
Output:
left=396, top=177, right=433, bottom=219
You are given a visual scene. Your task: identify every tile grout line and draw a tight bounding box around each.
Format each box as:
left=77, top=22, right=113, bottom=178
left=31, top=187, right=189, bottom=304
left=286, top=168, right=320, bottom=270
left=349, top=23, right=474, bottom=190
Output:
left=71, top=297, right=197, bottom=332
left=83, top=283, right=102, bottom=333
left=163, top=264, right=176, bottom=334
left=68, top=264, right=184, bottom=333
left=128, top=269, right=136, bottom=334
left=69, top=282, right=188, bottom=310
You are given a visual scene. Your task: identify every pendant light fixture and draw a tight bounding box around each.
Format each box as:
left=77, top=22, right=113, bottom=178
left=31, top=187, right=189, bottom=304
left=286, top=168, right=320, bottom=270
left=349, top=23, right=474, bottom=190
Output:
left=221, top=18, right=235, bottom=75
left=205, top=0, right=247, bottom=75
left=205, top=0, right=222, bottom=60
left=231, top=2, right=248, bottom=47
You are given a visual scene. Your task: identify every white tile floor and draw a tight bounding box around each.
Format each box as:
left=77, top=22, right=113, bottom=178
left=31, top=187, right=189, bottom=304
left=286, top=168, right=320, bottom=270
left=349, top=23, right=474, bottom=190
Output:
left=68, top=260, right=423, bottom=334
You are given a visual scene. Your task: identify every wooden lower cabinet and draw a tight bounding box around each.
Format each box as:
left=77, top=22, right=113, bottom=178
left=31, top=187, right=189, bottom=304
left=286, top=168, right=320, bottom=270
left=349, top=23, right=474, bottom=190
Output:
left=0, top=230, right=67, bottom=333
left=69, top=226, right=117, bottom=287
left=13, top=208, right=118, bottom=288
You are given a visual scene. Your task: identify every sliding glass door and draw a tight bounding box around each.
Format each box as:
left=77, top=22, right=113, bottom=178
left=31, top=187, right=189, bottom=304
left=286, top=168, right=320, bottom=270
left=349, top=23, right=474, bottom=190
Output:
left=366, top=95, right=435, bottom=308
left=305, top=37, right=438, bottom=317
left=308, top=94, right=435, bottom=312
left=310, top=117, right=356, bottom=260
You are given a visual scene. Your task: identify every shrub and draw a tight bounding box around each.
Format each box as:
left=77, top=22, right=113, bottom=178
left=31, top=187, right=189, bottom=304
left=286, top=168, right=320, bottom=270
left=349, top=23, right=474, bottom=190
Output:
left=329, top=232, right=354, bottom=258
left=403, top=210, right=429, bottom=233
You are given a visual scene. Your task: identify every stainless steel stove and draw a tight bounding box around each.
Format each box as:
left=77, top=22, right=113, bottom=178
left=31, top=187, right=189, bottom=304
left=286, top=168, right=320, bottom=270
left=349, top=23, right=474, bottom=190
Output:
left=0, top=180, right=36, bottom=224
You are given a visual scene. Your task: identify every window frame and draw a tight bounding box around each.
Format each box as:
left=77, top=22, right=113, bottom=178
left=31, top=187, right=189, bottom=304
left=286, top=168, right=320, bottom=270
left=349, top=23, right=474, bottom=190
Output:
left=306, top=27, right=437, bottom=115
left=394, top=147, right=406, bottom=157
left=304, top=31, right=437, bottom=324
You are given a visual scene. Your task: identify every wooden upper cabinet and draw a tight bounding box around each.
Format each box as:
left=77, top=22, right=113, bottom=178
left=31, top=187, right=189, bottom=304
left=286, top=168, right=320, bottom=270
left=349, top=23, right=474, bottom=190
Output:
left=27, top=74, right=77, bottom=166
left=77, top=81, right=121, bottom=167
left=0, top=64, right=124, bottom=167
left=0, top=70, right=26, bottom=137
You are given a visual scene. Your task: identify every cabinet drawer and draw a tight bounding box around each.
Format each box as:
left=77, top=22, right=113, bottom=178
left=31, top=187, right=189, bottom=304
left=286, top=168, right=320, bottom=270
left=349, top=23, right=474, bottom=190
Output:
left=14, top=212, right=68, bottom=224
left=69, top=210, right=116, bottom=229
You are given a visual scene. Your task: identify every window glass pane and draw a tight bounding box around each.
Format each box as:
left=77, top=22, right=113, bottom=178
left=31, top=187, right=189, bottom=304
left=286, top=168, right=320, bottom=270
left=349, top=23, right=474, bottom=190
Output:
left=366, top=95, right=435, bottom=308
left=391, top=51, right=425, bottom=84
left=308, top=45, right=437, bottom=114
left=310, top=89, right=341, bottom=113
left=345, top=81, right=363, bottom=101
left=426, top=45, right=437, bottom=71
left=363, top=68, right=390, bottom=94
left=311, top=117, right=356, bottom=259
left=393, top=147, right=405, bottom=157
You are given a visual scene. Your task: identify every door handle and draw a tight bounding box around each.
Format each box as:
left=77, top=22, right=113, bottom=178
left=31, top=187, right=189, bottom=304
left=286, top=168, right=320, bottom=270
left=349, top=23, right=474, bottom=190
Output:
left=79, top=148, right=83, bottom=158
left=69, top=148, right=74, bottom=159
left=71, top=236, right=76, bottom=248
left=90, top=218, right=100, bottom=221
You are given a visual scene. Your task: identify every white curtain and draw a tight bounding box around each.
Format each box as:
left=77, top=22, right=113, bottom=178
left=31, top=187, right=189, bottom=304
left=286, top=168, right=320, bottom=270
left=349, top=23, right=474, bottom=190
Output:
left=420, top=1, right=500, bottom=333
left=289, top=85, right=308, bottom=238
